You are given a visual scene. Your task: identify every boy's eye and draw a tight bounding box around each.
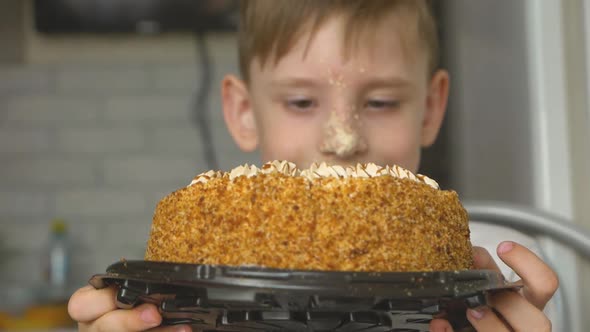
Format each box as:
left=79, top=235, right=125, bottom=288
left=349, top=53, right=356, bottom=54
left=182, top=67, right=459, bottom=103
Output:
left=365, top=99, right=400, bottom=111
left=286, top=98, right=316, bottom=112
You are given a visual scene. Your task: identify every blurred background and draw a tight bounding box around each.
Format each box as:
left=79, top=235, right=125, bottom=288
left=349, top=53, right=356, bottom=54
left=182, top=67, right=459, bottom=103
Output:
left=0, top=0, right=589, bottom=331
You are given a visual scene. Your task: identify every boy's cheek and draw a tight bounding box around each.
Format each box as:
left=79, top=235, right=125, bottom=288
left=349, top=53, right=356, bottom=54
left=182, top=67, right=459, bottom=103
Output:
left=258, top=124, right=316, bottom=161
left=363, top=125, right=422, bottom=171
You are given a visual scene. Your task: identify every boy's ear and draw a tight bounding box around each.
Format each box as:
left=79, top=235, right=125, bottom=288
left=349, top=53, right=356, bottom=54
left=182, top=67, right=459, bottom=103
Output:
left=221, top=75, right=258, bottom=152
left=421, top=69, right=450, bottom=147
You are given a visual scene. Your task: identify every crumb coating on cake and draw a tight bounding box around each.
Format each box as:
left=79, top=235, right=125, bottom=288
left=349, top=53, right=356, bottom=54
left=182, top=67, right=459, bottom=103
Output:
left=145, top=162, right=472, bottom=272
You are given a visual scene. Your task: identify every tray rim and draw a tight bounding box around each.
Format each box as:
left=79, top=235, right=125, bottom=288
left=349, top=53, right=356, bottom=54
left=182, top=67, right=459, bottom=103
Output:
left=89, top=260, right=519, bottom=299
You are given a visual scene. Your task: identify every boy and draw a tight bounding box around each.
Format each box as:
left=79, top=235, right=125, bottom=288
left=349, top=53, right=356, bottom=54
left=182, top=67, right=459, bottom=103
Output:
left=68, top=1, right=558, bottom=331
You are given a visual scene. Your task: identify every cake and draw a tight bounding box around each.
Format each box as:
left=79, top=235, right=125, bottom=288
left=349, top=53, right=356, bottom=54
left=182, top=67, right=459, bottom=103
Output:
left=145, top=161, right=472, bottom=272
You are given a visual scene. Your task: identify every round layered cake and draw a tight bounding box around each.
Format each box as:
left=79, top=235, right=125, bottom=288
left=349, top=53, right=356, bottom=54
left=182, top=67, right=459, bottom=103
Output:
left=145, top=161, right=472, bottom=272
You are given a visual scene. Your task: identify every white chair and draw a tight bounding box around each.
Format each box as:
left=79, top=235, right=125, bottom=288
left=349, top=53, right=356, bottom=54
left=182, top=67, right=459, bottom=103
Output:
left=465, top=201, right=590, bottom=332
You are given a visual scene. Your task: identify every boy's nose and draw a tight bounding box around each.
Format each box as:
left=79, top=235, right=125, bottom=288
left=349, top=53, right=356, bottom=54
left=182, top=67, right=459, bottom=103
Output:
left=319, top=111, right=368, bottom=159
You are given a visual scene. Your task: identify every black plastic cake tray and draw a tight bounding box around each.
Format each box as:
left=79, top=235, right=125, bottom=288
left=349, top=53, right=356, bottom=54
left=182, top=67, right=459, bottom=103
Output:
left=90, top=260, right=519, bottom=332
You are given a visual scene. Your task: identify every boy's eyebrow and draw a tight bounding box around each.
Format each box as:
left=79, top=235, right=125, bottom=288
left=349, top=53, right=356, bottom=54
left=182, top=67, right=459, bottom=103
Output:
left=269, top=76, right=415, bottom=89
left=269, top=77, right=321, bottom=88
left=362, top=77, right=415, bottom=89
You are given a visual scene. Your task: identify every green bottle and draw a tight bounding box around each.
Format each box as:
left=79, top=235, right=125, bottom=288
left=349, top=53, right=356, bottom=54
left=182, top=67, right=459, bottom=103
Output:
left=46, top=219, right=69, bottom=288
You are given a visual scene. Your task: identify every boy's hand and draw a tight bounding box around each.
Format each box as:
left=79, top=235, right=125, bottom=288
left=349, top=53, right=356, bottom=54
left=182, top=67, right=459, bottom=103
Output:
left=68, top=243, right=557, bottom=332
left=68, top=285, right=191, bottom=332
left=430, top=242, right=558, bottom=332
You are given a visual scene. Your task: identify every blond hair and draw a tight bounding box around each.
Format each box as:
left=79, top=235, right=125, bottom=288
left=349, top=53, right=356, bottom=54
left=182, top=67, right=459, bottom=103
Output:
left=238, top=0, right=439, bottom=81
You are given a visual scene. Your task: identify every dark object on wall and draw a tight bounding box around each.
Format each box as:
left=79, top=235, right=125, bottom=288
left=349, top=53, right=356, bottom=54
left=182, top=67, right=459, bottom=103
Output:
left=34, top=0, right=238, bottom=34
left=417, top=0, right=452, bottom=190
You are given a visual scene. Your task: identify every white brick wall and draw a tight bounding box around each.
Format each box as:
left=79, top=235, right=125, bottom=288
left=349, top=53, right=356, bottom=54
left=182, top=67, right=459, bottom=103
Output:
left=0, top=33, right=258, bottom=289
left=0, top=192, right=49, bottom=217
left=54, top=190, right=149, bottom=218
left=2, top=96, right=102, bottom=124
left=0, top=158, right=97, bottom=187
left=104, top=97, right=193, bottom=123
left=57, top=127, right=146, bottom=154
left=0, top=67, right=53, bottom=95
left=0, top=129, right=54, bottom=153
left=55, top=65, right=151, bottom=94
left=102, top=156, right=204, bottom=187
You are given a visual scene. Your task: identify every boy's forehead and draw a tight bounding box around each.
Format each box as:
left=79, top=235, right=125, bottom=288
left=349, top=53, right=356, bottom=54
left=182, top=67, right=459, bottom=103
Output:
left=251, top=13, right=427, bottom=82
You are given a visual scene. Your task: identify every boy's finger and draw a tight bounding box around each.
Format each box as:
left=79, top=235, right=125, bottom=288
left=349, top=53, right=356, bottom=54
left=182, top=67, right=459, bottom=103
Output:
left=148, top=324, right=193, bottom=332
left=84, top=302, right=162, bottom=332
left=466, top=306, right=510, bottom=332
left=429, top=318, right=453, bottom=332
left=496, top=241, right=559, bottom=309
left=68, top=285, right=118, bottom=323
left=489, top=291, right=552, bottom=331
left=472, top=246, right=501, bottom=272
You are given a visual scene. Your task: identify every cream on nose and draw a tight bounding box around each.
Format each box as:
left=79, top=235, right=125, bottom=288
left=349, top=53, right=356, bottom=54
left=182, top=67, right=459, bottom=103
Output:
left=319, top=111, right=367, bottom=158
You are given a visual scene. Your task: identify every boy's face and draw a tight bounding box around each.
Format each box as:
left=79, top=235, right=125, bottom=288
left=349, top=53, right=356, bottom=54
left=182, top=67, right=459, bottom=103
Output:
left=223, top=13, right=449, bottom=173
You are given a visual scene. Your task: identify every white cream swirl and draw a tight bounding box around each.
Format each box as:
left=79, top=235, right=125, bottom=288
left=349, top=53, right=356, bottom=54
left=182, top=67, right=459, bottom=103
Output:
left=188, top=161, right=439, bottom=189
